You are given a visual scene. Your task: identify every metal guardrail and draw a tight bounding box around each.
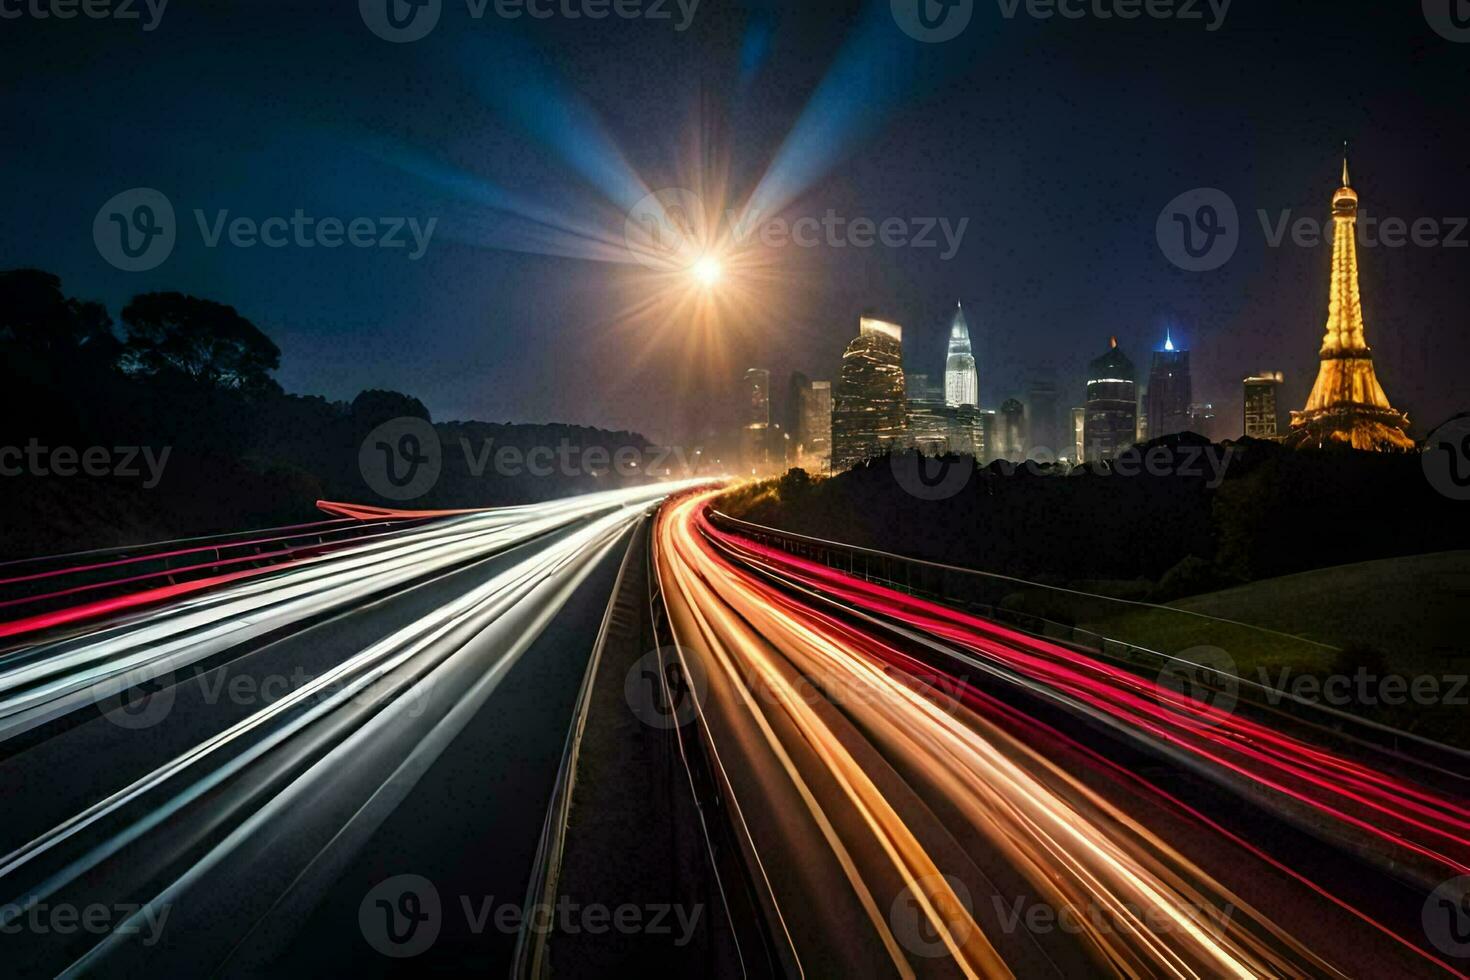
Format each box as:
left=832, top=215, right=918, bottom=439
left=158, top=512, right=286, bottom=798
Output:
left=705, top=509, right=1470, bottom=774
left=513, top=518, right=647, bottom=979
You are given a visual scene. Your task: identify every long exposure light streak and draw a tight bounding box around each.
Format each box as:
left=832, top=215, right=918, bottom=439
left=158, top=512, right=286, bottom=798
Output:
left=697, top=510, right=1470, bottom=885
left=656, top=490, right=1468, bottom=977
left=0, top=482, right=704, bottom=977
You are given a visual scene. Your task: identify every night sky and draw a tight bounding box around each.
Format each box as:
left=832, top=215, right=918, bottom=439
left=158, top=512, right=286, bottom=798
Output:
left=3, top=0, right=1467, bottom=444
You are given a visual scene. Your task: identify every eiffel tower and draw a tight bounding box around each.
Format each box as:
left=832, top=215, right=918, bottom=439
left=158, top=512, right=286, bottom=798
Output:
left=1285, top=155, right=1416, bottom=452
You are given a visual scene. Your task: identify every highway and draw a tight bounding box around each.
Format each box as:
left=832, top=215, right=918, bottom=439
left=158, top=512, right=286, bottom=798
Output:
left=653, top=489, right=1470, bottom=979
left=0, top=482, right=702, bottom=977
left=4, top=480, right=1466, bottom=977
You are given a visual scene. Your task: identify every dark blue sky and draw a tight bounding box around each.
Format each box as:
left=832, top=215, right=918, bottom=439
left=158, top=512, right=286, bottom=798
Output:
left=3, top=0, right=1467, bottom=443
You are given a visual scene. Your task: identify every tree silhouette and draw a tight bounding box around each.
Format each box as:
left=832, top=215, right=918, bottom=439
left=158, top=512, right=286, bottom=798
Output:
left=120, top=292, right=280, bottom=392
left=0, top=269, right=122, bottom=370
left=351, top=389, right=432, bottom=428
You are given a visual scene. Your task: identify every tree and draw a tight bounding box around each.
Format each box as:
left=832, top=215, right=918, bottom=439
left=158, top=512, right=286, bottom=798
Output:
left=0, top=268, right=121, bottom=369
left=351, top=389, right=431, bottom=427
left=120, top=292, right=280, bottom=391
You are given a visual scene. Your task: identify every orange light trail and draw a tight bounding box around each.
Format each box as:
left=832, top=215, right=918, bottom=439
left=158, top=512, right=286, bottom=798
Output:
left=653, top=490, right=1403, bottom=978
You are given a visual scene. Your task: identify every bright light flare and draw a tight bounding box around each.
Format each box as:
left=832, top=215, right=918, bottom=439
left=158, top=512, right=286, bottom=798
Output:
left=692, top=255, right=722, bottom=287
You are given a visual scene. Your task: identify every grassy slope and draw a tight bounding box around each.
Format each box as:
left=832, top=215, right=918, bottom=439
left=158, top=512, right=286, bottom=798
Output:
left=1171, top=551, right=1470, bottom=668
left=1087, top=552, right=1470, bottom=747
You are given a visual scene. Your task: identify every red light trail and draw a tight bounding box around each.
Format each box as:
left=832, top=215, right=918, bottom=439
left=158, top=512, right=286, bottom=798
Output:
left=655, top=490, right=1470, bottom=978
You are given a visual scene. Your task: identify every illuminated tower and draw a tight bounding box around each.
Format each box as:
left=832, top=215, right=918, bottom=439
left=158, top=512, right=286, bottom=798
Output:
left=739, top=368, right=771, bottom=474
left=1084, top=337, right=1137, bottom=462
left=1145, top=329, right=1193, bottom=440
left=791, top=376, right=833, bottom=474
left=1285, top=156, right=1414, bottom=452
left=1244, top=371, right=1285, bottom=440
left=832, top=317, right=909, bottom=471
left=944, top=302, right=979, bottom=408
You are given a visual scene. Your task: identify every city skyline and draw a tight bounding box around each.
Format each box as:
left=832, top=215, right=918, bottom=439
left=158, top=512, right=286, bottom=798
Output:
left=4, top=4, right=1466, bottom=445
left=4, top=4, right=1467, bottom=976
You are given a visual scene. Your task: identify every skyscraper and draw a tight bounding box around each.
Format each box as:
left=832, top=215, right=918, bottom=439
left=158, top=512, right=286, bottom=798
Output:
left=1084, top=337, right=1138, bottom=462
left=740, top=368, right=771, bottom=474
left=1026, top=370, right=1060, bottom=456
left=783, top=371, right=810, bottom=442
left=906, top=374, right=950, bottom=455
left=796, top=379, right=833, bottom=473
left=905, top=373, right=943, bottom=404
left=1188, top=402, right=1220, bottom=441
left=1286, top=157, right=1414, bottom=452
left=944, top=302, right=979, bottom=408
left=998, top=398, right=1026, bottom=461
left=1243, top=371, right=1285, bottom=440
left=832, top=317, right=909, bottom=471
left=1071, top=407, right=1086, bottom=463
left=950, top=404, right=983, bottom=458
left=1145, top=330, right=1193, bottom=440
